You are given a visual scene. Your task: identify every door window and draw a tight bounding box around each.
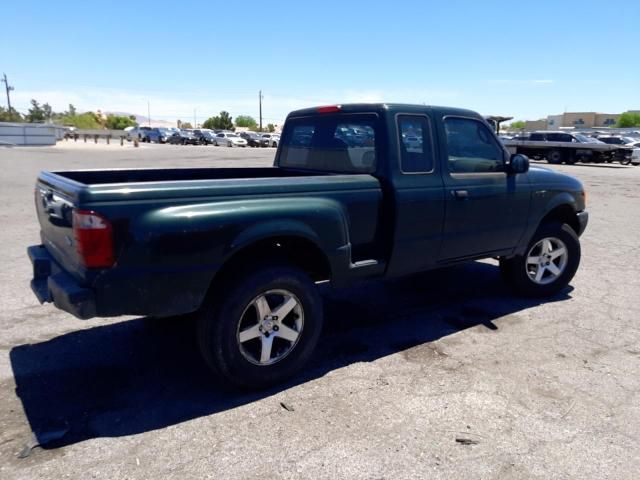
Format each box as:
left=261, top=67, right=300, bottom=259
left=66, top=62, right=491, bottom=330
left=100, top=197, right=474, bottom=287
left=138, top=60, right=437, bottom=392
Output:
left=444, top=117, right=504, bottom=173
left=397, top=115, right=434, bottom=173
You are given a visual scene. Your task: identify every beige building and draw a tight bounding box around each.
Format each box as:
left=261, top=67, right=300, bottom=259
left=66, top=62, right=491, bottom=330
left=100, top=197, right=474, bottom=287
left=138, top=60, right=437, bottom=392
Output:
left=546, top=112, right=620, bottom=129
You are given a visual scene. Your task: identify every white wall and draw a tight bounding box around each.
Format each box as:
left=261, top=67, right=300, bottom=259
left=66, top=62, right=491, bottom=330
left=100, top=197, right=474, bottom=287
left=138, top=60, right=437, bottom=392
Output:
left=0, top=123, right=58, bottom=146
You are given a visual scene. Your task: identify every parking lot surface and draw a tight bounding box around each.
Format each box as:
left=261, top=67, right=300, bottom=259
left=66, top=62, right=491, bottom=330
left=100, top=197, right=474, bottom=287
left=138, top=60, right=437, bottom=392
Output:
left=1, top=142, right=639, bottom=479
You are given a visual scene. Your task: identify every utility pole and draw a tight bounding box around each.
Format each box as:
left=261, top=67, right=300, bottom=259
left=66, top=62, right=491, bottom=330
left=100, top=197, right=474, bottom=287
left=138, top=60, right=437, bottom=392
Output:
left=147, top=101, right=151, bottom=127
left=259, top=90, right=263, bottom=132
left=2, top=73, right=14, bottom=111
left=194, top=108, right=197, bottom=128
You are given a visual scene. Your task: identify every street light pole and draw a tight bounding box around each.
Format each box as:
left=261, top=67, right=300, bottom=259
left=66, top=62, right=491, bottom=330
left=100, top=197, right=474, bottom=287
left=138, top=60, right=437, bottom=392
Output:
left=147, top=101, right=151, bottom=127
left=2, top=73, right=14, bottom=111
left=259, top=90, right=263, bottom=132
left=194, top=108, right=197, bottom=128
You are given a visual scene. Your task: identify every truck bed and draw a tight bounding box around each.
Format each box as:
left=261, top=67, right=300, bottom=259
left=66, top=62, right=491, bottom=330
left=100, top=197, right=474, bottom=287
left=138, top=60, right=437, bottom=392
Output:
left=34, top=166, right=383, bottom=304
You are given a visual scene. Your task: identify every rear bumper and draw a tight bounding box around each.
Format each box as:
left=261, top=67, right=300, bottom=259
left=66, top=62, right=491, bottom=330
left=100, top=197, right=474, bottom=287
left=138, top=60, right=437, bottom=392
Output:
left=576, top=211, right=589, bottom=236
left=28, top=245, right=96, bottom=319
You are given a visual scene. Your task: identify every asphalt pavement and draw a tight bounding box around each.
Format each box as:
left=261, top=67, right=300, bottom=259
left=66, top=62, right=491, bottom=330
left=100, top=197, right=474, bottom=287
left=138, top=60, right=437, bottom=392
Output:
left=1, top=141, right=639, bottom=479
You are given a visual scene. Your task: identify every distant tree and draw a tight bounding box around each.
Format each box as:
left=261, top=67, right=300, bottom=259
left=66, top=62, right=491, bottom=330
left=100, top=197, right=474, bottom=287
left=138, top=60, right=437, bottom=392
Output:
left=201, top=117, right=216, bottom=129
left=202, top=111, right=234, bottom=130
left=105, top=114, right=137, bottom=130
left=267, top=123, right=275, bottom=133
left=0, top=107, right=23, bottom=122
left=67, top=104, right=77, bottom=117
left=60, top=112, right=102, bottom=129
left=617, top=112, right=640, bottom=128
left=181, top=121, right=193, bottom=129
left=218, top=111, right=233, bottom=130
left=235, top=115, right=257, bottom=129
left=26, top=99, right=46, bottom=122
left=42, top=103, right=53, bottom=122
left=508, top=120, right=526, bottom=130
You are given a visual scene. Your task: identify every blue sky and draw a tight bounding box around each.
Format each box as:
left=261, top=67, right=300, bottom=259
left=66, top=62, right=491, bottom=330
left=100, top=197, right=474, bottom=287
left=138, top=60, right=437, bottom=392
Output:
left=2, top=0, right=638, bottom=124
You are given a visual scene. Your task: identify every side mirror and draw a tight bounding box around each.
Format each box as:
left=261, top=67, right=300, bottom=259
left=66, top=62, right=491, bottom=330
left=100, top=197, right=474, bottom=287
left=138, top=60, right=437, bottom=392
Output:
left=508, top=153, right=529, bottom=174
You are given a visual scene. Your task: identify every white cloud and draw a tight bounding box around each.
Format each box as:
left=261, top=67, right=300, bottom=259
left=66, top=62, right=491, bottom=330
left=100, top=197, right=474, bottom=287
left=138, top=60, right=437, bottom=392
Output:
left=530, top=79, right=554, bottom=84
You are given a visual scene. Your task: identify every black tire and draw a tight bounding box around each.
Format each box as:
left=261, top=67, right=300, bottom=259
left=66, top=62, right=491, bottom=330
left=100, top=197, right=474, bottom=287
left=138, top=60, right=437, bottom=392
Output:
left=565, top=155, right=577, bottom=165
left=500, top=222, right=580, bottom=297
left=620, top=157, right=632, bottom=166
left=547, top=149, right=564, bottom=164
left=197, top=265, right=323, bottom=390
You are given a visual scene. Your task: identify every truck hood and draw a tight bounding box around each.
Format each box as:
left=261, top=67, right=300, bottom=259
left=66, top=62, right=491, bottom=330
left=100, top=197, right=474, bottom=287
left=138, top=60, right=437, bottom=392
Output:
left=527, top=165, right=584, bottom=191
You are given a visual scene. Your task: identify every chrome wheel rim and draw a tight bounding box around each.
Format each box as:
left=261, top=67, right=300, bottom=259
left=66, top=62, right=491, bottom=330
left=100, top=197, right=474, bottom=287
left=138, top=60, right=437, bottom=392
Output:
left=236, top=289, right=304, bottom=366
left=526, top=237, right=568, bottom=285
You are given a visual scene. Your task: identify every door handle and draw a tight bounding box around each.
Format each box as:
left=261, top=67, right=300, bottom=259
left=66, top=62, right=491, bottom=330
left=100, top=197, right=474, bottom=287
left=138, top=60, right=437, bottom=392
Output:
left=451, top=190, right=469, bottom=199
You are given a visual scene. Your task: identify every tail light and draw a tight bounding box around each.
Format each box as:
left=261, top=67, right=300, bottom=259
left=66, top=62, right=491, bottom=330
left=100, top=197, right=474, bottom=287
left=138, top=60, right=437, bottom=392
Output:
left=73, top=209, right=115, bottom=268
left=317, top=105, right=342, bottom=113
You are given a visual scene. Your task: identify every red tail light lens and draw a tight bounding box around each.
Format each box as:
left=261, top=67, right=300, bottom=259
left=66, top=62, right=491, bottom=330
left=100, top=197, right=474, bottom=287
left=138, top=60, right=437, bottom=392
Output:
left=72, top=209, right=115, bottom=268
left=317, top=105, right=342, bottom=113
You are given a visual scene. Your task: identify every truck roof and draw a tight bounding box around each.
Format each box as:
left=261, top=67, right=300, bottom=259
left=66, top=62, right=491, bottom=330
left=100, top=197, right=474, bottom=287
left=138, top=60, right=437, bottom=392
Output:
left=286, top=103, right=481, bottom=119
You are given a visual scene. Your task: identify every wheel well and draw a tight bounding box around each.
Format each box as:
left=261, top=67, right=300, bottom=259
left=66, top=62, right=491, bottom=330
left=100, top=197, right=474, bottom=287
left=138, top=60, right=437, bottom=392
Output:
left=540, top=205, right=579, bottom=234
left=210, top=236, right=332, bottom=290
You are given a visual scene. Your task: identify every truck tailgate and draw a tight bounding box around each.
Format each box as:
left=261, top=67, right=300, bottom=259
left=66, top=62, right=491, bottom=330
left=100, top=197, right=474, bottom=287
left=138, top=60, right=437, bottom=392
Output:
left=35, top=174, right=84, bottom=278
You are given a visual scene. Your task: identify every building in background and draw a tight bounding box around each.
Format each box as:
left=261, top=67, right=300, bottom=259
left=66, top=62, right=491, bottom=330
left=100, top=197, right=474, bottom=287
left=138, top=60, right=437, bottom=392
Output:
left=513, top=111, right=626, bottom=131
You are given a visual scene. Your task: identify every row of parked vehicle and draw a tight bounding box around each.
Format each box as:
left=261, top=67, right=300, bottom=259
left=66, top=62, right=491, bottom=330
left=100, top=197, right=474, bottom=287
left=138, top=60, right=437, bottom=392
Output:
left=502, top=131, right=640, bottom=165
left=128, top=126, right=280, bottom=148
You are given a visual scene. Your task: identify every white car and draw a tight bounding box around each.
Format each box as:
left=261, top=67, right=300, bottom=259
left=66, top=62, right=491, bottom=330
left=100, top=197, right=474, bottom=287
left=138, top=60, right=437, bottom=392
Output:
left=261, top=133, right=280, bottom=147
left=215, top=132, right=248, bottom=147
left=631, top=147, right=640, bottom=165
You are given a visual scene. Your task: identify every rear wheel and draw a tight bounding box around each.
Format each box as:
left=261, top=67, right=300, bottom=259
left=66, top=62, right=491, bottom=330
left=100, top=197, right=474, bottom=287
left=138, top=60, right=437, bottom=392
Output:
left=547, top=149, right=564, bottom=164
left=500, top=222, right=580, bottom=297
left=197, top=265, right=323, bottom=390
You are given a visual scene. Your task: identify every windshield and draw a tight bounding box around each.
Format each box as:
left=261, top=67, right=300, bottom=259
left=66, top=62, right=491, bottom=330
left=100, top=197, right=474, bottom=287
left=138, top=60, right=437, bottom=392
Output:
left=278, top=113, right=378, bottom=174
left=227, top=133, right=238, bottom=138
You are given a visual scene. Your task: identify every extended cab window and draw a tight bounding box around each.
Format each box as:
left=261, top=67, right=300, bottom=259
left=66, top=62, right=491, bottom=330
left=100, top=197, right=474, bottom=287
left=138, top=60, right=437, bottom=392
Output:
left=445, top=117, right=504, bottom=173
left=278, top=114, right=377, bottom=173
left=397, top=115, right=434, bottom=173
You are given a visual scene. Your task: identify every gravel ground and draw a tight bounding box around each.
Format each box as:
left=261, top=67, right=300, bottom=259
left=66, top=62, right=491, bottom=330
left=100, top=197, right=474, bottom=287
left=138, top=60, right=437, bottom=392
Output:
left=0, top=142, right=639, bottom=479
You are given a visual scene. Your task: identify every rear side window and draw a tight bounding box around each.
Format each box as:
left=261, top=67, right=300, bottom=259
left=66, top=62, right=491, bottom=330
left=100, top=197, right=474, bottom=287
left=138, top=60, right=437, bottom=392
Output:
left=530, top=133, right=546, bottom=141
left=397, top=115, right=434, bottom=173
left=278, top=114, right=377, bottom=173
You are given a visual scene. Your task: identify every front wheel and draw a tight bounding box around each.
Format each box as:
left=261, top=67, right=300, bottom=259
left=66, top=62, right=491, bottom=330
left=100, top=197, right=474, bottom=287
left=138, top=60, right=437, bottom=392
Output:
left=500, top=222, right=581, bottom=297
left=197, top=265, right=323, bottom=390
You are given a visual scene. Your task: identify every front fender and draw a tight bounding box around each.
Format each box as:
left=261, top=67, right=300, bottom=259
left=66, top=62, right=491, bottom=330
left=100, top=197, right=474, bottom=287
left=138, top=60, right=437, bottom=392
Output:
left=515, top=191, right=581, bottom=256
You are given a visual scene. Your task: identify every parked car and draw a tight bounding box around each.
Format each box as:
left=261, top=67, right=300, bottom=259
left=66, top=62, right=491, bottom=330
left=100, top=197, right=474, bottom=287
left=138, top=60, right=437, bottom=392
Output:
left=193, top=130, right=216, bottom=145
left=167, top=130, right=199, bottom=145
left=239, top=131, right=269, bottom=147
left=28, top=102, right=588, bottom=390
left=215, top=132, right=248, bottom=147
left=261, top=133, right=280, bottom=147
left=596, top=135, right=638, bottom=146
left=145, top=128, right=172, bottom=144
left=127, top=126, right=152, bottom=141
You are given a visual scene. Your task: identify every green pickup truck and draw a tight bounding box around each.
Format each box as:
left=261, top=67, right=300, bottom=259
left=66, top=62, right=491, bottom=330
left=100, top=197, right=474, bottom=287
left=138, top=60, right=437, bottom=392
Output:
left=28, top=103, right=588, bottom=388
